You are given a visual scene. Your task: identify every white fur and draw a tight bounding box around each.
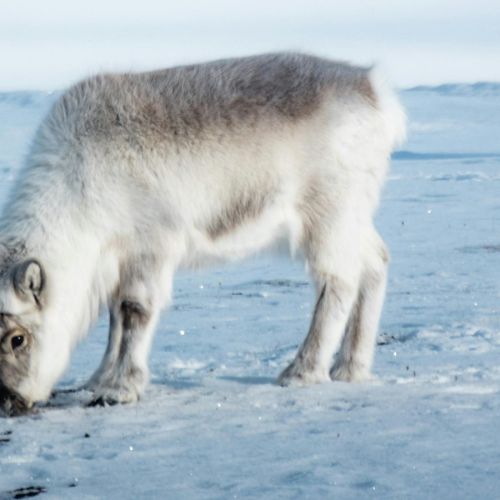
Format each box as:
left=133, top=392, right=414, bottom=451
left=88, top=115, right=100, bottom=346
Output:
left=0, top=55, right=406, bottom=406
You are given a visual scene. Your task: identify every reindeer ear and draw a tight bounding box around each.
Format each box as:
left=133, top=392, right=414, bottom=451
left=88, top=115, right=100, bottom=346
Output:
left=13, top=259, right=45, bottom=304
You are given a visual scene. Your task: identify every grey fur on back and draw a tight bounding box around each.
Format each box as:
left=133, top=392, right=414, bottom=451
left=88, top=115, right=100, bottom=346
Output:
left=15, top=52, right=379, bottom=249
left=46, top=53, right=374, bottom=147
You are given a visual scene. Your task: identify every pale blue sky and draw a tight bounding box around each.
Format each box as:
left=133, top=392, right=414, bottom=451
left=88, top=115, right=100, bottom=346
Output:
left=1, top=0, right=499, bottom=90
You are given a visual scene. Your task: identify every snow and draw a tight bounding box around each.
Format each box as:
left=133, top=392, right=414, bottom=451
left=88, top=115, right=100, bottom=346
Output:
left=1, top=83, right=500, bottom=499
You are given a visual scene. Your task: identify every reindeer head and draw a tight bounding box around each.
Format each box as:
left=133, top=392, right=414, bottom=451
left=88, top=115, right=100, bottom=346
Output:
left=0, top=252, right=49, bottom=416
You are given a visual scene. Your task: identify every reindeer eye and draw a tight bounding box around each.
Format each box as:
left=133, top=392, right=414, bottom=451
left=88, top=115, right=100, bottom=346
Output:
left=11, top=335, right=25, bottom=350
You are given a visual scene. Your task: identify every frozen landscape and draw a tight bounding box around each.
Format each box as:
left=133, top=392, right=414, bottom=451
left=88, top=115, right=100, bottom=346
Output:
left=0, top=81, right=500, bottom=499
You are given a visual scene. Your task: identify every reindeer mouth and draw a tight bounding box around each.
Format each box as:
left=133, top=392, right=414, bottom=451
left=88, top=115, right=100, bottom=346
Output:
left=0, top=384, right=31, bottom=417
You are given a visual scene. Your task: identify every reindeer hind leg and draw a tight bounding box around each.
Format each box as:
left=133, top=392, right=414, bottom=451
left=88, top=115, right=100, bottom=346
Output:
left=331, top=229, right=389, bottom=382
left=278, top=187, right=363, bottom=386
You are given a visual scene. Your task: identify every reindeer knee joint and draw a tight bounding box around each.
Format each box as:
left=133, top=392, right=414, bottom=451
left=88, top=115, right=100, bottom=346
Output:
left=121, top=300, right=151, bottom=330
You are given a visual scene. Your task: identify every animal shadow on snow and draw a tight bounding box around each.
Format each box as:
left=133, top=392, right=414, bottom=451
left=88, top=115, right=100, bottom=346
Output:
left=41, top=387, right=95, bottom=410
left=19, top=378, right=204, bottom=412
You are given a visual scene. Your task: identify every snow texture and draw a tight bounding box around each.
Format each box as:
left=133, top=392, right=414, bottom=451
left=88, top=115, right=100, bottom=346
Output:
left=1, top=83, right=500, bottom=499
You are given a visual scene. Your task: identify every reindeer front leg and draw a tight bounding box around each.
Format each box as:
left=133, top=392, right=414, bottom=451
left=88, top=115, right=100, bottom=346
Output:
left=87, top=302, right=157, bottom=405
left=87, top=262, right=172, bottom=406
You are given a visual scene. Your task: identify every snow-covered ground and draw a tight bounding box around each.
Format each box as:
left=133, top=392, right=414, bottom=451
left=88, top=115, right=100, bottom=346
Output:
left=1, top=83, right=500, bottom=499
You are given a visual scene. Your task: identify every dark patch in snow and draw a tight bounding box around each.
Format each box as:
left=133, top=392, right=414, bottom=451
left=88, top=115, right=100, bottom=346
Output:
left=399, top=197, right=422, bottom=203
left=172, top=303, right=204, bottom=311
left=51, top=388, right=80, bottom=396
left=478, top=244, right=500, bottom=254
left=0, top=486, right=46, bottom=499
left=377, top=334, right=398, bottom=345
left=230, top=291, right=263, bottom=298
left=330, top=400, right=357, bottom=412
left=0, top=429, right=12, bottom=444
left=87, top=396, right=119, bottom=408
left=218, top=375, right=276, bottom=385
left=352, top=479, right=378, bottom=490
left=377, top=331, right=417, bottom=345
left=240, top=279, right=309, bottom=289
left=458, top=244, right=500, bottom=254
left=422, top=193, right=453, bottom=200
left=282, top=470, right=314, bottom=484
left=0, top=163, right=12, bottom=174
left=431, top=173, right=489, bottom=182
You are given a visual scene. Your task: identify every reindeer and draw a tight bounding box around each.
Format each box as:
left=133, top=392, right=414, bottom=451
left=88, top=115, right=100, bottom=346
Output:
left=0, top=53, right=405, bottom=415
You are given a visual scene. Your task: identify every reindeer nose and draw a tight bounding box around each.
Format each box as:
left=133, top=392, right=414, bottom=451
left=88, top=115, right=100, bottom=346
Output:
left=0, top=384, right=29, bottom=417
